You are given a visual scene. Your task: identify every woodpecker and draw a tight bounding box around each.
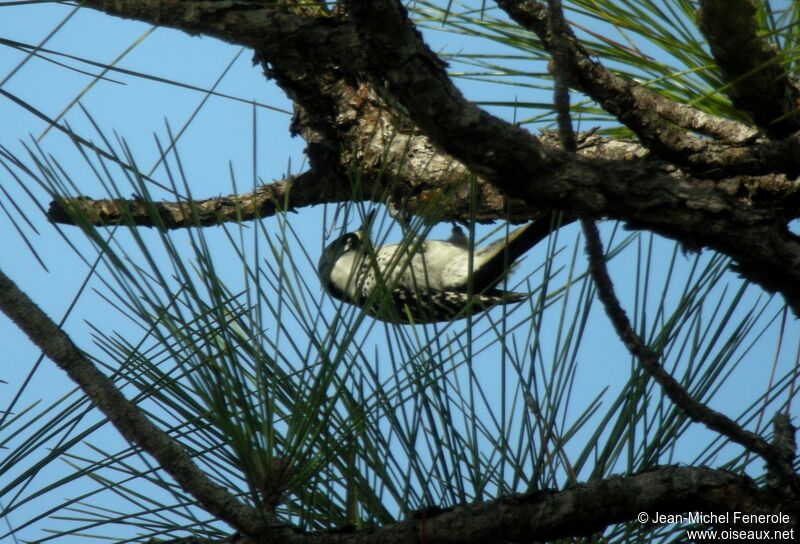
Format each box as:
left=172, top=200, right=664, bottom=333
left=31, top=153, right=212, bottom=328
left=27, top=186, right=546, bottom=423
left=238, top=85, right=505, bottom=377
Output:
left=318, top=211, right=554, bottom=323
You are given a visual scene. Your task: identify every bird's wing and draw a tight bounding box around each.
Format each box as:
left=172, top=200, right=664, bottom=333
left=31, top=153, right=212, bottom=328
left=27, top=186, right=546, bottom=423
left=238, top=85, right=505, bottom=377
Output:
left=379, top=287, right=527, bottom=323
left=471, top=220, right=556, bottom=291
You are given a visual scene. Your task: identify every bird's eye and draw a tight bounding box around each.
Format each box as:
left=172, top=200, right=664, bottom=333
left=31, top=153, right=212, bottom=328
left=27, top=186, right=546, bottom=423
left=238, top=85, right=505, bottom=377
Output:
left=344, top=234, right=358, bottom=251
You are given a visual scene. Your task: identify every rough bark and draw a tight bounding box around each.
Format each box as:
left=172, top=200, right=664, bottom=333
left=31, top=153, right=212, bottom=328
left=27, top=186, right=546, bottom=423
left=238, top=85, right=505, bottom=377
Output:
left=697, top=0, right=800, bottom=138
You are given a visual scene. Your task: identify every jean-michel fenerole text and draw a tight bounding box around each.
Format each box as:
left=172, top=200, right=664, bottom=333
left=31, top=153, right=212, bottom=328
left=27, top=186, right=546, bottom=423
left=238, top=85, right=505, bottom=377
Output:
left=651, top=511, right=790, bottom=525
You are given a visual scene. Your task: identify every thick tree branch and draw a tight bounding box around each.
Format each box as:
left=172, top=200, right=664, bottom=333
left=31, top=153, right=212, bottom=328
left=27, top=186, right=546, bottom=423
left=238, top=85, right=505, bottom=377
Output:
left=0, top=270, right=266, bottom=536
left=697, top=0, right=800, bottom=138
left=65, top=0, right=800, bottom=183
left=76, top=1, right=800, bottom=177
left=344, top=0, right=564, bottom=184
left=158, top=466, right=793, bottom=544
left=74, top=1, right=362, bottom=66
left=47, top=170, right=351, bottom=228
left=496, top=0, right=761, bottom=161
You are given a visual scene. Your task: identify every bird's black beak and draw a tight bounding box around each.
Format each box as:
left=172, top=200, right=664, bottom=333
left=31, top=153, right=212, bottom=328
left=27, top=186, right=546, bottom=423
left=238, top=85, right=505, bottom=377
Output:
left=358, top=209, right=377, bottom=237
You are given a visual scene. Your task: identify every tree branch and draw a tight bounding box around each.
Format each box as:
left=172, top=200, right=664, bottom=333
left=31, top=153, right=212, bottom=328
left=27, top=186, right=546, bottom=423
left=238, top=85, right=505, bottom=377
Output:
left=580, top=219, right=800, bottom=491
left=697, top=0, right=800, bottom=138
left=342, top=0, right=567, bottom=181
left=47, top=170, right=351, bottom=228
left=545, top=0, right=576, bottom=153
left=0, top=269, right=266, bottom=536
left=343, top=0, right=797, bottom=184
left=74, top=1, right=361, bottom=65
left=44, top=133, right=625, bottom=229
left=495, top=0, right=760, bottom=159
left=155, top=466, right=791, bottom=544
left=77, top=1, right=798, bottom=176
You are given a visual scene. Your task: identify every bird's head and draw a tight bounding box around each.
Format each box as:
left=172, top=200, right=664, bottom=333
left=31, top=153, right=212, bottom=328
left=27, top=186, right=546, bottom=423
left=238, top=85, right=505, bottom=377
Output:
left=318, top=210, right=375, bottom=300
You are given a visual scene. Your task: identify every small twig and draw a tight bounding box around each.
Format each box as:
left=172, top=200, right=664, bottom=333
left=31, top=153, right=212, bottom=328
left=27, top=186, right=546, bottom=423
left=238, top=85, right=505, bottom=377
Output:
left=773, top=413, right=797, bottom=464
left=768, top=413, right=798, bottom=496
left=546, top=0, right=576, bottom=153
left=579, top=220, right=799, bottom=490
left=0, top=269, right=266, bottom=535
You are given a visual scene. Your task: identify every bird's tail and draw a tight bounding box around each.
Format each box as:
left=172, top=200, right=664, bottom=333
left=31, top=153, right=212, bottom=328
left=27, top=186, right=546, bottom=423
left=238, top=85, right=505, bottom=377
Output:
left=472, top=214, right=565, bottom=291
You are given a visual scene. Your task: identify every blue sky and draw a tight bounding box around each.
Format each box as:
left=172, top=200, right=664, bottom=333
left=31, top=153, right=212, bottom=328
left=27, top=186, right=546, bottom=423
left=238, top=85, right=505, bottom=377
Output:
left=1, top=2, right=797, bottom=542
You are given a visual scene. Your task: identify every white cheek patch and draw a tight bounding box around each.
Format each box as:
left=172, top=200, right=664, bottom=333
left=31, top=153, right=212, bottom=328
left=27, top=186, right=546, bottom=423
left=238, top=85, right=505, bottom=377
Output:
left=330, top=252, right=360, bottom=296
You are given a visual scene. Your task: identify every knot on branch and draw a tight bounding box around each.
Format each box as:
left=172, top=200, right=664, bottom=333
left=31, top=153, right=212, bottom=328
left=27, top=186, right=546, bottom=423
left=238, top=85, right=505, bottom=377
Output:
left=766, top=413, right=800, bottom=497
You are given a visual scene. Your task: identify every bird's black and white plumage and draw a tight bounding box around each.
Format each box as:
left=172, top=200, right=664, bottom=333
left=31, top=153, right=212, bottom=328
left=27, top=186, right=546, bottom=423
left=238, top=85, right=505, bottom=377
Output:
left=318, top=211, right=551, bottom=323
